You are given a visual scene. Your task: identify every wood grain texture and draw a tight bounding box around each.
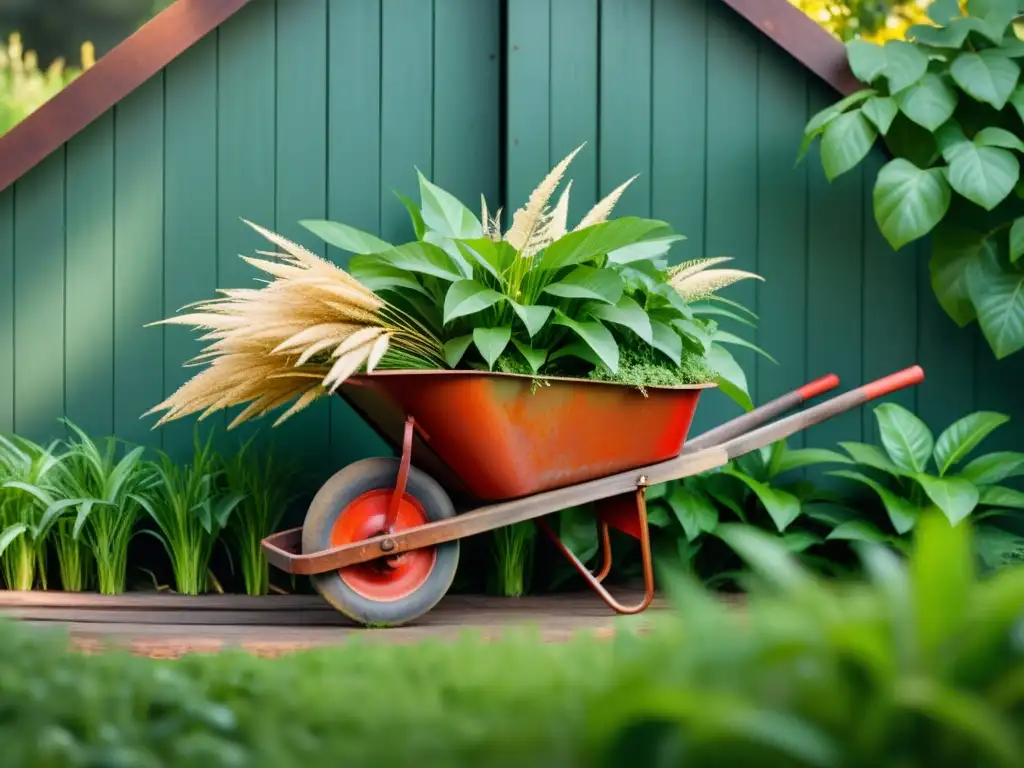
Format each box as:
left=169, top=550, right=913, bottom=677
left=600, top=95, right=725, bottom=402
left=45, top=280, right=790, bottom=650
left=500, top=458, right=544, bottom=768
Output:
left=0, top=0, right=253, bottom=193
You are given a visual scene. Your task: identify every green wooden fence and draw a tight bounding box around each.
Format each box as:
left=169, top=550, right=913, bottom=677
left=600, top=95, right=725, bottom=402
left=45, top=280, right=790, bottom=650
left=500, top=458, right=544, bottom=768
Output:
left=0, top=0, right=1021, bottom=487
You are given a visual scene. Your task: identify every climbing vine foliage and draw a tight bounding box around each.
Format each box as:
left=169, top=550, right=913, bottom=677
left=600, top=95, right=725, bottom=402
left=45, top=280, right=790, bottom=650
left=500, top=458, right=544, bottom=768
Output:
left=801, top=0, right=1024, bottom=360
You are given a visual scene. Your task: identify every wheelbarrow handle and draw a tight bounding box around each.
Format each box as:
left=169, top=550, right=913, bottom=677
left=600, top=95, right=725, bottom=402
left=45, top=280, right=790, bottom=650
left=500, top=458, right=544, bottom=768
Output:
left=682, top=372, right=840, bottom=453
left=718, top=365, right=924, bottom=461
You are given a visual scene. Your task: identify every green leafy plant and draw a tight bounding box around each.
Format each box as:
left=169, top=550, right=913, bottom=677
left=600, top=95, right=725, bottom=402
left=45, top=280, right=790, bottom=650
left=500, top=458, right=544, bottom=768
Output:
left=489, top=522, right=537, bottom=598
left=799, top=0, right=1024, bottom=359
left=829, top=402, right=1024, bottom=563
left=57, top=421, right=156, bottom=595
left=0, top=435, right=85, bottom=591
left=134, top=432, right=244, bottom=596
left=218, top=436, right=298, bottom=596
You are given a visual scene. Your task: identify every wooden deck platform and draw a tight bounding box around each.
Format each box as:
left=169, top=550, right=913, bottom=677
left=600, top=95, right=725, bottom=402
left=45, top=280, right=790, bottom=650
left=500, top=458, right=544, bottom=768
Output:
left=0, top=590, right=670, bottom=658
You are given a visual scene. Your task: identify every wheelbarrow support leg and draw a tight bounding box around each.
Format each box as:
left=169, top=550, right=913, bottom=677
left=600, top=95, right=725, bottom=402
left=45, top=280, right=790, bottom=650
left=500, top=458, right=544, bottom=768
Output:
left=536, top=485, right=655, bottom=615
left=384, top=415, right=428, bottom=534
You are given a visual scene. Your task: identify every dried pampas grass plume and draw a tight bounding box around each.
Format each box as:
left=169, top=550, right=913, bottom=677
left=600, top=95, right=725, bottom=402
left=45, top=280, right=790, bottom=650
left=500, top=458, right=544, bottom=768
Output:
left=668, top=256, right=763, bottom=301
left=146, top=219, right=444, bottom=430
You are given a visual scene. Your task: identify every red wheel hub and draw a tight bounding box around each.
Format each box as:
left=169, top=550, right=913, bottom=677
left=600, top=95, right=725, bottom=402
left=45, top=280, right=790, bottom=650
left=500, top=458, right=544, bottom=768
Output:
left=330, top=489, right=435, bottom=602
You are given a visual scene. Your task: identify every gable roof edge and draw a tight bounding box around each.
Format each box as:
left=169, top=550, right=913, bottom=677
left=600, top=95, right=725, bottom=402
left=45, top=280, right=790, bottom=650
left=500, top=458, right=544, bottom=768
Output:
left=0, top=0, right=252, bottom=193
left=720, top=0, right=861, bottom=97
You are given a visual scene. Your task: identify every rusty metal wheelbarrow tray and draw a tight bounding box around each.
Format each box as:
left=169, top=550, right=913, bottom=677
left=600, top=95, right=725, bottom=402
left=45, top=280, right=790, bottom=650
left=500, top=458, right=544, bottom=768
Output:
left=262, top=365, right=925, bottom=610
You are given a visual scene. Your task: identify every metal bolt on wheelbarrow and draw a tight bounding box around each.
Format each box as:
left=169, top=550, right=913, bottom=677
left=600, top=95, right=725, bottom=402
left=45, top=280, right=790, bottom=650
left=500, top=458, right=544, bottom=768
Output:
left=261, top=365, right=925, bottom=627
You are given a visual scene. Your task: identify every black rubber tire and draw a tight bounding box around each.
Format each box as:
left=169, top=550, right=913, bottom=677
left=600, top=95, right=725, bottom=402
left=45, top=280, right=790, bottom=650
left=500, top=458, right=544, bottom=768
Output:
left=301, top=458, right=459, bottom=627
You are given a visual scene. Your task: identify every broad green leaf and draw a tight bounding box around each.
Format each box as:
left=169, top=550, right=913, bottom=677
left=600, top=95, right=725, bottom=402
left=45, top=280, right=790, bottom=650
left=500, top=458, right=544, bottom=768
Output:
left=862, top=96, right=899, bottom=134
left=911, top=511, right=973, bottom=667
left=896, top=74, right=957, bottom=131
left=846, top=39, right=890, bottom=84
left=706, top=344, right=753, bottom=411
left=827, top=519, right=891, bottom=543
left=965, top=0, right=1017, bottom=42
left=1010, top=84, right=1024, bottom=125
left=974, top=126, right=1024, bottom=152
left=542, top=266, right=624, bottom=304
left=839, top=441, right=906, bottom=475
left=586, top=295, right=653, bottom=344
left=873, top=159, right=951, bottom=250
left=723, top=470, right=801, bottom=532
left=975, top=526, right=1024, bottom=569
left=716, top=524, right=812, bottom=590
left=649, top=320, right=683, bottom=364
left=666, top=486, right=719, bottom=542
left=395, top=192, right=426, bottom=241
left=374, top=241, right=462, bottom=282
left=417, top=170, right=483, bottom=240
left=512, top=340, right=547, bottom=373
left=831, top=469, right=920, bottom=534
left=950, top=51, right=1020, bottom=109
left=799, top=89, right=877, bottom=162
left=509, top=300, right=553, bottom=337
left=607, top=235, right=684, bottom=264
left=423, top=232, right=474, bottom=278
left=1011, top=218, right=1024, bottom=263
left=946, top=143, right=1019, bottom=210
left=0, top=523, right=29, bottom=558
left=548, top=341, right=603, bottom=368
left=928, top=0, right=963, bottom=23
left=710, top=330, right=778, bottom=364
left=538, top=218, right=675, bottom=271
left=472, top=326, right=511, bottom=370
left=442, top=280, right=505, bottom=323
left=455, top=239, right=503, bottom=281
left=875, top=403, right=935, bottom=473
left=552, top=312, right=619, bottom=372
left=558, top=506, right=599, bottom=563
left=299, top=220, right=392, bottom=255
left=783, top=531, right=822, bottom=553
left=689, top=302, right=755, bottom=327
left=928, top=229, right=985, bottom=327
left=935, top=119, right=969, bottom=162
left=966, top=239, right=1024, bottom=358
left=915, top=474, right=980, bottom=525
left=906, top=20, right=971, bottom=47
left=821, top=111, right=877, bottom=180
left=960, top=451, right=1024, bottom=484
left=979, top=484, right=1024, bottom=508
left=347, top=257, right=432, bottom=298
left=882, top=40, right=931, bottom=94
left=934, top=411, right=1009, bottom=475
left=773, top=448, right=852, bottom=476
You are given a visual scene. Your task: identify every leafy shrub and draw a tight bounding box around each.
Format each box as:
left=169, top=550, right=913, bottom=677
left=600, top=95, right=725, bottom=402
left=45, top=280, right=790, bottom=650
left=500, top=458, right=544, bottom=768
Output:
left=149, top=147, right=767, bottom=431
left=0, top=33, right=93, bottom=137
left=1, top=515, right=1022, bottom=767
left=799, top=0, right=1024, bottom=359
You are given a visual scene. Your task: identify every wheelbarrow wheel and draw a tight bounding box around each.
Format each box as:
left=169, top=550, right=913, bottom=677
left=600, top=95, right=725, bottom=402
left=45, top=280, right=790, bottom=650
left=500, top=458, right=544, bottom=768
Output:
left=302, top=457, right=459, bottom=627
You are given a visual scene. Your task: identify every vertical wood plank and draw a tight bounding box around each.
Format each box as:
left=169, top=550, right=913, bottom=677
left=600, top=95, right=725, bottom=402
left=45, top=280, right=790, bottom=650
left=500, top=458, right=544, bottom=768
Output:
left=66, top=112, right=115, bottom=440
left=432, top=0, right=501, bottom=208
left=598, top=0, right=652, bottom=218
left=971, top=325, right=1024, bottom=453
left=551, top=0, right=599, bottom=222
left=380, top=0, right=434, bottom=242
left=327, top=0, right=389, bottom=466
left=0, top=186, right=13, bottom=434
left=860, top=151, right=917, bottom=443
left=164, top=36, right=218, bottom=462
left=218, top=0, right=277, bottom=452
left=506, top=0, right=551, bottom=216
left=652, top=0, right=706, bottom=265
left=804, top=87, right=863, bottom=449
left=755, top=47, right=808, bottom=444
left=275, top=0, right=332, bottom=476
left=13, top=153, right=66, bottom=443
left=700, top=2, right=759, bottom=435
left=113, top=78, right=165, bottom=449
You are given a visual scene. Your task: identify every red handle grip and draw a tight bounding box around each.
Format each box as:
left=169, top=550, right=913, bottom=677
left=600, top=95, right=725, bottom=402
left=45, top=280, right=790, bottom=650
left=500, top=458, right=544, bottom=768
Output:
left=796, top=373, right=840, bottom=401
left=861, top=365, right=925, bottom=401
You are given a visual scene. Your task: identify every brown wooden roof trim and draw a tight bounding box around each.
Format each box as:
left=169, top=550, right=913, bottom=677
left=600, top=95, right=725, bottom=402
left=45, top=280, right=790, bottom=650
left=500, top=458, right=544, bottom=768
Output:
left=0, top=0, right=252, bottom=193
left=720, top=0, right=862, bottom=97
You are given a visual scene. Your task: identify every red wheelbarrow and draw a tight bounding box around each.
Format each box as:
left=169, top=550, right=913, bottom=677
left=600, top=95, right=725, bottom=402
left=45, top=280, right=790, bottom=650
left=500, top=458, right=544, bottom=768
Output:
left=261, top=365, right=925, bottom=627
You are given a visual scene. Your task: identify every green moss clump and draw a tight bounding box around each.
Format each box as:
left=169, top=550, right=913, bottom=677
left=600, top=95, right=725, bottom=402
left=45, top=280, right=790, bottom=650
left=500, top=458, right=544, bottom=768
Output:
left=587, top=345, right=715, bottom=391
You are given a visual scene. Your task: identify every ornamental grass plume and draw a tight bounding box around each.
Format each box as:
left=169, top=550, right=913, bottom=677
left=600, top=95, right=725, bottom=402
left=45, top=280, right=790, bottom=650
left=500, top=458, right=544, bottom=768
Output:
left=147, top=220, right=445, bottom=429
